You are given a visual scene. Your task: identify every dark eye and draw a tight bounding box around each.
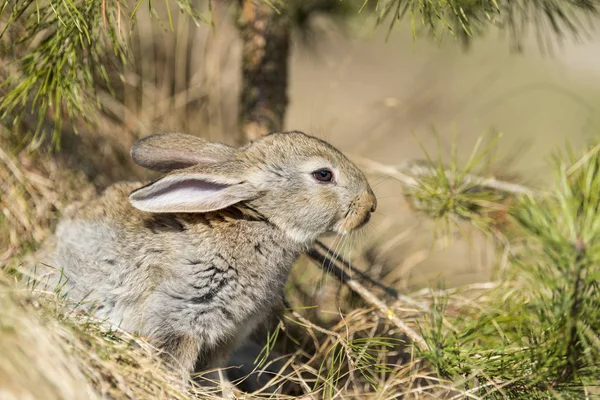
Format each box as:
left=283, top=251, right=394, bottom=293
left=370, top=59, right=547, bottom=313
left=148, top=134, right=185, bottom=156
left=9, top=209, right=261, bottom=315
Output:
left=313, top=168, right=333, bottom=183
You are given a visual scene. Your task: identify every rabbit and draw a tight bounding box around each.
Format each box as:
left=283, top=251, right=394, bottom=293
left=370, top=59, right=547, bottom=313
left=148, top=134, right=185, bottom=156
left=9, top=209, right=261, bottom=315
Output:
left=38, top=130, right=377, bottom=389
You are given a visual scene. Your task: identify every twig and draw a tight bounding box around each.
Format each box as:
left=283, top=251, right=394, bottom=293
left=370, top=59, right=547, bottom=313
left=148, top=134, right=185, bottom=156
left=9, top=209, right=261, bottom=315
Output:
left=306, top=248, right=430, bottom=352
left=409, top=282, right=501, bottom=299
left=566, top=143, right=600, bottom=176
left=0, top=146, right=26, bottom=183
left=101, top=0, right=107, bottom=27
left=350, top=155, right=542, bottom=197
left=315, top=240, right=400, bottom=298
left=314, top=240, right=428, bottom=311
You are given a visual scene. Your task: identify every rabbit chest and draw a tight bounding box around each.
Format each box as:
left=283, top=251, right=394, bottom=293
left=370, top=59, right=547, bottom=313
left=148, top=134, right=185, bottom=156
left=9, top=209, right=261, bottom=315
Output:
left=135, top=212, right=304, bottom=346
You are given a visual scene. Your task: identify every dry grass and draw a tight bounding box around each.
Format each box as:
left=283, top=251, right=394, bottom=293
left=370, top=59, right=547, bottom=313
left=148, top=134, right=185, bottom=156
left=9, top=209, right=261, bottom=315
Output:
left=0, top=135, right=95, bottom=270
left=3, top=262, right=476, bottom=399
left=0, top=270, right=227, bottom=400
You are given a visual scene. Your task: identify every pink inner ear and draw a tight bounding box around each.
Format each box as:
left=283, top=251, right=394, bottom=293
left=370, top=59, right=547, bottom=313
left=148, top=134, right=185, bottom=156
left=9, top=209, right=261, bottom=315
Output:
left=150, top=179, right=229, bottom=198
left=130, top=178, right=233, bottom=213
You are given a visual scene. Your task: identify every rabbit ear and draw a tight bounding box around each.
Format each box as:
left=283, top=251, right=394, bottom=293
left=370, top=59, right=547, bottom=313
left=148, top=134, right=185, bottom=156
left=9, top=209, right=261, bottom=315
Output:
left=129, top=166, right=259, bottom=213
left=131, top=133, right=237, bottom=172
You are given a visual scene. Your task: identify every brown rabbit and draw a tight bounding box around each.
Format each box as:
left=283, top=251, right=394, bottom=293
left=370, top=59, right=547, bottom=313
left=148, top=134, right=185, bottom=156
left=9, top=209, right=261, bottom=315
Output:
left=40, top=131, right=376, bottom=388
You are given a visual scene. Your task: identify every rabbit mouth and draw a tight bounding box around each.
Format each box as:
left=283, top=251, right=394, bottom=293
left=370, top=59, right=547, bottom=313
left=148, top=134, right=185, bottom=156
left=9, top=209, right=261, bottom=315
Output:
left=334, top=191, right=376, bottom=234
left=356, top=212, right=372, bottom=228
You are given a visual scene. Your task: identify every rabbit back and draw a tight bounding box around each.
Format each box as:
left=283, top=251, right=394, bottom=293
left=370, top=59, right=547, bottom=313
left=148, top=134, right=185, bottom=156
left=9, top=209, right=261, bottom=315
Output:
left=51, top=183, right=164, bottom=330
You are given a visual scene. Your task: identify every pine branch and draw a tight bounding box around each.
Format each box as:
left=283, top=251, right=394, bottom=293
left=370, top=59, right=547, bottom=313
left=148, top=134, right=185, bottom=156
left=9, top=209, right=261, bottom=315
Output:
left=350, top=155, right=541, bottom=197
left=414, top=140, right=600, bottom=397
left=367, top=0, right=599, bottom=51
left=0, top=0, right=209, bottom=148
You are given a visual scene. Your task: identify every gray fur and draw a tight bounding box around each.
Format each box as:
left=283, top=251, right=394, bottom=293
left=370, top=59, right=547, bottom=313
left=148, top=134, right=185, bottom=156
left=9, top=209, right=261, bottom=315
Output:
left=38, top=131, right=376, bottom=388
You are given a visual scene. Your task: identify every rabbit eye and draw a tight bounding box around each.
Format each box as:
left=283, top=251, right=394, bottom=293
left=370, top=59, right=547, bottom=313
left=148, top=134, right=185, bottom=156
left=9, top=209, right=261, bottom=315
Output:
left=313, top=168, right=333, bottom=183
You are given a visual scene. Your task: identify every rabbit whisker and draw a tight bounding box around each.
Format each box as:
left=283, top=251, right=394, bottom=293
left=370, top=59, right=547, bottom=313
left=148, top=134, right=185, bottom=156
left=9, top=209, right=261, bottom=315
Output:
left=313, top=232, right=344, bottom=299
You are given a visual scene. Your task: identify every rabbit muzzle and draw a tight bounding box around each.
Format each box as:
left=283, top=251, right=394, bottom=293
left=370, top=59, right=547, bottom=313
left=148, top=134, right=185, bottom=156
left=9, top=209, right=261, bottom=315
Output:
left=336, top=189, right=377, bottom=234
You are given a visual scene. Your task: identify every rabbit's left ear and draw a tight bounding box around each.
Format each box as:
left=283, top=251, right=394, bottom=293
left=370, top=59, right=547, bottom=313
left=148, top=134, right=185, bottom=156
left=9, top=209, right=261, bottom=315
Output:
left=131, top=132, right=237, bottom=173
left=129, top=163, right=259, bottom=213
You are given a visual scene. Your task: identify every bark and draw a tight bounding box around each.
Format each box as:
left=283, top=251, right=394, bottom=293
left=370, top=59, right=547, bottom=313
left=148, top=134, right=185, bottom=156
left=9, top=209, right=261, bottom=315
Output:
left=237, top=0, right=290, bottom=144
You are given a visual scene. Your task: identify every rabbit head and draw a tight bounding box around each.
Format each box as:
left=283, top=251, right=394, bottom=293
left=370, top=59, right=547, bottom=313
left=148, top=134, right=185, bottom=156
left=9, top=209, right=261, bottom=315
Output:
left=129, top=131, right=376, bottom=243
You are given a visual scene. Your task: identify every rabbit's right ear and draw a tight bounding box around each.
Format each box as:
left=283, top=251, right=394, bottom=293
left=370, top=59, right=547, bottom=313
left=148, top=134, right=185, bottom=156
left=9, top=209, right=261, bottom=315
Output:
left=129, top=164, right=260, bottom=214
left=131, top=133, right=237, bottom=172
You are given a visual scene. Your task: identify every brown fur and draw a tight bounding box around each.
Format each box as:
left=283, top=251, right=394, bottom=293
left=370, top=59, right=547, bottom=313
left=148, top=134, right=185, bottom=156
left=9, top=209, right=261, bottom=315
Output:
left=35, top=131, right=376, bottom=390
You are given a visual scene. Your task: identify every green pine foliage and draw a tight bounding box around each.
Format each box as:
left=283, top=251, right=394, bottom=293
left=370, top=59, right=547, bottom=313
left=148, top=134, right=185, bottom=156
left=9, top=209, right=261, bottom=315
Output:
left=402, top=133, right=512, bottom=236
left=1, top=0, right=126, bottom=147
left=0, top=0, right=208, bottom=148
left=366, top=0, right=599, bottom=48
left=418, top=142, right=600, bottom=398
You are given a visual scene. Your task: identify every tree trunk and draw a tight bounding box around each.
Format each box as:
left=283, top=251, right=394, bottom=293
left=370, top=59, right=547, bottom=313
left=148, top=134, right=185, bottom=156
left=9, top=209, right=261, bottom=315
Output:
left=237, top=0, right=290, bottom=144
